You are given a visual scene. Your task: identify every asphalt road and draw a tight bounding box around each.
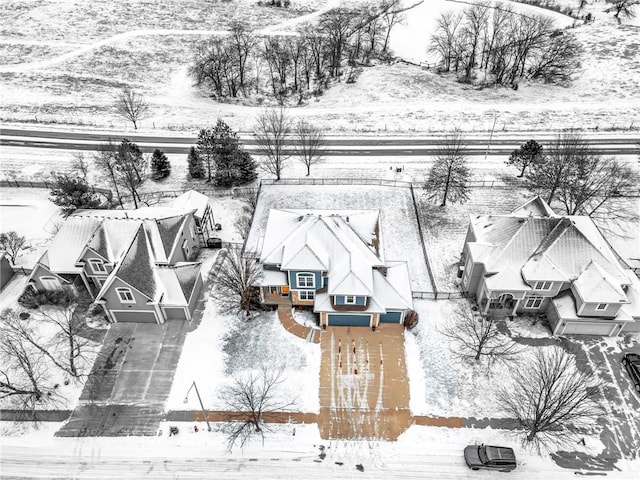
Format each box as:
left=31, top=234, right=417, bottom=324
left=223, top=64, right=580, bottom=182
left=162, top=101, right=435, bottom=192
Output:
left=2, top=127, right=639, bottom=156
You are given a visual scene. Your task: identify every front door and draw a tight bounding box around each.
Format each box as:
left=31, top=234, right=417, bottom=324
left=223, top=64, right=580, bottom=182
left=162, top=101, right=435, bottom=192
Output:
left=281, top=285, right=290, bottom=297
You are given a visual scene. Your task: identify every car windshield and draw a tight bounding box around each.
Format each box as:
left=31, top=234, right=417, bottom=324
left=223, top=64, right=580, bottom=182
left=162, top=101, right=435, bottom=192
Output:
left=478, top=446, right=489, bottom=464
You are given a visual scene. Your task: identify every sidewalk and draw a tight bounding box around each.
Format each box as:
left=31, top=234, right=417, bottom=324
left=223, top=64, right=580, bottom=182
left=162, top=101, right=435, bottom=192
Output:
left=277, top=305, right=321, bottom=344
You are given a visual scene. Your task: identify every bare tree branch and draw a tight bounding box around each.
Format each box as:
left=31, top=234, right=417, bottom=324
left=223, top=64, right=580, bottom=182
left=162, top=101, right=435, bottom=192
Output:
left=253, top=107, right=292, bottom=181
left=114, top=88, right=150, bottom=130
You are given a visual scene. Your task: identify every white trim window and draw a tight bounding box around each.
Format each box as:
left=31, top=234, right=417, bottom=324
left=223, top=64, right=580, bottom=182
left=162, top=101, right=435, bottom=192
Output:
left=524, top=295, right=544, bottom=309
left=89, top=259, right=107, bottom=274
left=182, top=239, right=190, bottom=258
left=296, top=272, right=315, bottom=288
left=40, top=276, right=60, bottom=290
left=534, top=281, right=553, bottom=291
left=345, top=295, right=356, bottom=305
left=299, top=290, right=315, bottom=301
left=116, top=287, right=135, bottom=304
left=595, top=303, right=608, bottom=311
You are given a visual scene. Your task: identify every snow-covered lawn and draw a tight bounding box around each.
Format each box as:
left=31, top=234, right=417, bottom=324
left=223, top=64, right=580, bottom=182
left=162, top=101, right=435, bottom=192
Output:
left=168, top=291, right=321, bottom=413
left=0, top=187, right=61, bottom=246
left=405, top=299, right=556, bottom=418
left=0, top=305, right=103, bottom=411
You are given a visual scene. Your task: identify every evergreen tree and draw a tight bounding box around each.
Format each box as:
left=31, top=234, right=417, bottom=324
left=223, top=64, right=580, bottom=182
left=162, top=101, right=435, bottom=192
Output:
left=188, top=146, right=205, bottom=179
left=49, top=174, right=107, bottom=217
left=506, top=140, right=544, bottom=178
left=199, top=119, right=257, bottom=187
left=150, top=148, right=171, bottom=179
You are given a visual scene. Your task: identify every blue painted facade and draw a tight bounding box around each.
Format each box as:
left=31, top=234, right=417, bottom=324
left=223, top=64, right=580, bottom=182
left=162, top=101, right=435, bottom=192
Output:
left=334, top=295, right=367, bottom=306
left=379, top=311, right=402, bottom=323
left=287, top=270, right=323, bottom=290
left=327, top=313, right=372, bottom=326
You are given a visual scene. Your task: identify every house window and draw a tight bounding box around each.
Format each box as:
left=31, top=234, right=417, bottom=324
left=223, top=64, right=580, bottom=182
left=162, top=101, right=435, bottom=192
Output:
left=488, top=297, right=501, bottom=309
left=116, top=287, right=135, bottom=304
left=89, top=259, right=107, bottom=274
left=182, top=239, right=190, bottom=258
left=299, top=290, right=315, bottom=301
left=524, top=295, right=544, bottom=309
left=345, top=295, right=356, bottom=305
left=296, top=272, right=315, bottom=288
left=595, top=303, right=607, bottom=311
left=534, top=281, right=553, bottom=291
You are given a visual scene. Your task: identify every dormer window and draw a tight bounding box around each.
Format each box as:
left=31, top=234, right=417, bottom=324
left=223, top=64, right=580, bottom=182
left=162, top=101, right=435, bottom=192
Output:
left=116, top=287, right=135, bottom=304
left=595, top=303, right=607, bottom=311
left=534, top=281, right=552, bottom=291
left=89, top=259, right=107, bottom=274
left=345, top=295, right=356, bottom=305
left=297, top=272, right=315, bottom=288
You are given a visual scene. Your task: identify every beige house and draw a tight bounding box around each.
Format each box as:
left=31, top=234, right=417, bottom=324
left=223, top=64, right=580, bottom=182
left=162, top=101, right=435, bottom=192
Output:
left=459, top=197, right=640, bottom=336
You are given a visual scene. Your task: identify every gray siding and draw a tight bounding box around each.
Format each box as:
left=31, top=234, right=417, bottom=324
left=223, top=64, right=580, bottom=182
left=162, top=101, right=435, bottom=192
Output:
left=187, top=273, right=203, bottom=316
left=163, top=307, right=187, bottom=321
left=0, top=257, right=14, bottom=290
left=103, top=277, right=156, bottom=321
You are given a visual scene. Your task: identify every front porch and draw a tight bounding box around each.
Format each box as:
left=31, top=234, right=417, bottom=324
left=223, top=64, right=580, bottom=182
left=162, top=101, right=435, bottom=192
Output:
left=261, top=286, right=292, bottom=305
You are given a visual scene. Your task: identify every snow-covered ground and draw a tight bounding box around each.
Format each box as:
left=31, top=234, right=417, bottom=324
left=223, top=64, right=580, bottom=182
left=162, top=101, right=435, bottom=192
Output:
left=168, top=301, right=321, bottom=413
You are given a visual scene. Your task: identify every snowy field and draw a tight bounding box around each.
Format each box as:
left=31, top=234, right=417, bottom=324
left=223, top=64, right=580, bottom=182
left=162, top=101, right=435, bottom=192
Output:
left=1, top=0, right=638, bottom=132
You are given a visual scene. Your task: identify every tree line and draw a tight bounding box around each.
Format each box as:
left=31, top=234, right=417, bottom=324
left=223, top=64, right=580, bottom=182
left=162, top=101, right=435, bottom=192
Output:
left=190, top=1, right=406, bottom=101
left=430, top=2, right=582, bottom=87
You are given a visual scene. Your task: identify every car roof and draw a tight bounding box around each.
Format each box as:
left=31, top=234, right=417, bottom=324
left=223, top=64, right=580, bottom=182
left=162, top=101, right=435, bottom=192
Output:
left=625, top=353, right=640, bottom=364
left=485, top=446, right=516, bottom=461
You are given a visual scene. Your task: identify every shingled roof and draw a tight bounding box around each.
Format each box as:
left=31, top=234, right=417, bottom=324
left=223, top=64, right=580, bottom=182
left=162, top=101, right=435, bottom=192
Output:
left=115, top=225, right=157, bottom=300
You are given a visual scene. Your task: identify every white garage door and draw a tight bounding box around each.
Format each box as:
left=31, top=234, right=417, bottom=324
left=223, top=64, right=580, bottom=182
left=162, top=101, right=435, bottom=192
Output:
left=563, top=322, right=616, bottom=336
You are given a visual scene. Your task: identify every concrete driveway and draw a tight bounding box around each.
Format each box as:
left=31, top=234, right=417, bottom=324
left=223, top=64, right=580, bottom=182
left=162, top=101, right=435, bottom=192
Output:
left=57, top=321, right=188, bottom=437
left=317, top=324, right=412, bottom=441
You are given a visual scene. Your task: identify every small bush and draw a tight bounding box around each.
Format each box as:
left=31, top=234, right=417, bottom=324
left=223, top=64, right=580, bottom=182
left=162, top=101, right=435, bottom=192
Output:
left=18, top=286, right=75, bottom=309
left=404, top=310, right=419, bottom=329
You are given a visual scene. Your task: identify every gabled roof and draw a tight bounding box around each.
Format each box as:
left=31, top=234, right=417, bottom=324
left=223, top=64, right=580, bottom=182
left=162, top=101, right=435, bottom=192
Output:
left=573, top=261, right=629, bottom=304
left=113, top=225, right=157, bottom=300
left=171, top=190, right=212, bottom=220
left=155, top=262, right=202, bottom=305
left=43, top=216, right=103, bottom=272
left=155, top=215, right=187, bottom=261
left=511, top=195, right=556, bottom=217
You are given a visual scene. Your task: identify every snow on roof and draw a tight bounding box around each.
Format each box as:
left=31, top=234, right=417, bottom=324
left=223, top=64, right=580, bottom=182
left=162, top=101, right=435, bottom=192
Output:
left=510, top=196, right=556, bottom=217
left=171, top=190, right=212, bottom=220
left=621, top=272, right=640, bottom=319
left=373, top=262, right=413, bottom=310
left=156, top=263, right=202, bottom=305
left=155, top=215, right=187, bottom=261
left=45, top=216, right=103, bottom=272
left=113, top=226, right=157, bottom=300
left=484, top=265, right=530, bottom=291
left=468, top=200, right=630, bottom=290
left=255, top=269, right=287, bottom=287
left=573, top=261, right=629, bottom=304
left=552, top=292, right=634, bottom=323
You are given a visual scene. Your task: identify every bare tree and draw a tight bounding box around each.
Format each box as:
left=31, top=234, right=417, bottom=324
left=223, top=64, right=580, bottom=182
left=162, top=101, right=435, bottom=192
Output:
left=605, top=0, right=640, bottom=22
left=0, top=231, right=27, bottom=265
left=36, top=297, right=98, bottom=379
left=71, top=152, right=90, bottom=180
left=253, top=107, right=292, bottom=181
left=234, top=190, right=258, bottom=239
left=114, top=88, right=150, bottom=130
left=440, top=303, right=523, bottom=368
left=213, top=248, right=264, bottom=317
left=497, top=347, right=603, bottom=451
left=93, top=142, right=124, bottom=208
left=294, top=118, right=325, bottom=176
left=381, top=7, right=405, bottom=52
left=115, top=138, right=147, bottom=208
left=556, top=156, right=640, bottom=217
left=528, top=32, right=582, bottom=84
left=219, top=366, right=297, bottom=449
left=0, top=312, right=58, bottom=415
left=525, top=132, right=587, bottom=205
left=430, top=11, right=464, bottom=72
left=424, top=129, right=470, bottom=207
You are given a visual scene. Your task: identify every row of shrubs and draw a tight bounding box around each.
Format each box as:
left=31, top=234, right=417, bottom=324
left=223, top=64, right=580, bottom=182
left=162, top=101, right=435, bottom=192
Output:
left=18, top=285, right=75, bottom=309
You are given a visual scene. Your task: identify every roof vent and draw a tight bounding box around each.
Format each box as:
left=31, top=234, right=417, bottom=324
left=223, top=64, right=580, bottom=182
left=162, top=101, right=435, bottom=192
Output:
left=298, top=216, right=303, bottom=221
left=518, top=219, right=525, bottom=223
left=346, top=216, right=349, bottom=222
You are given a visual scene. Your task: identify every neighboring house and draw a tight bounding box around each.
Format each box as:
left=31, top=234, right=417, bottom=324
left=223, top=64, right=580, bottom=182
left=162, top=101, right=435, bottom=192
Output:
left=460, top=196, right=640, bottom=336
left=171, top=190, right=217, bottom=243
left=28, top=207, right=204, bottom=324
left=253, top=209, right=413, bottom=328
left=0, top=251, right=15, bottom=291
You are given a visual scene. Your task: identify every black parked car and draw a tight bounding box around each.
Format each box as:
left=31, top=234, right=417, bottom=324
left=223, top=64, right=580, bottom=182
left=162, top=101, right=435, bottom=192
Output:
left=464, top=444, right=517, bottom=472
left=622, top=353, right=640, bottom=393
